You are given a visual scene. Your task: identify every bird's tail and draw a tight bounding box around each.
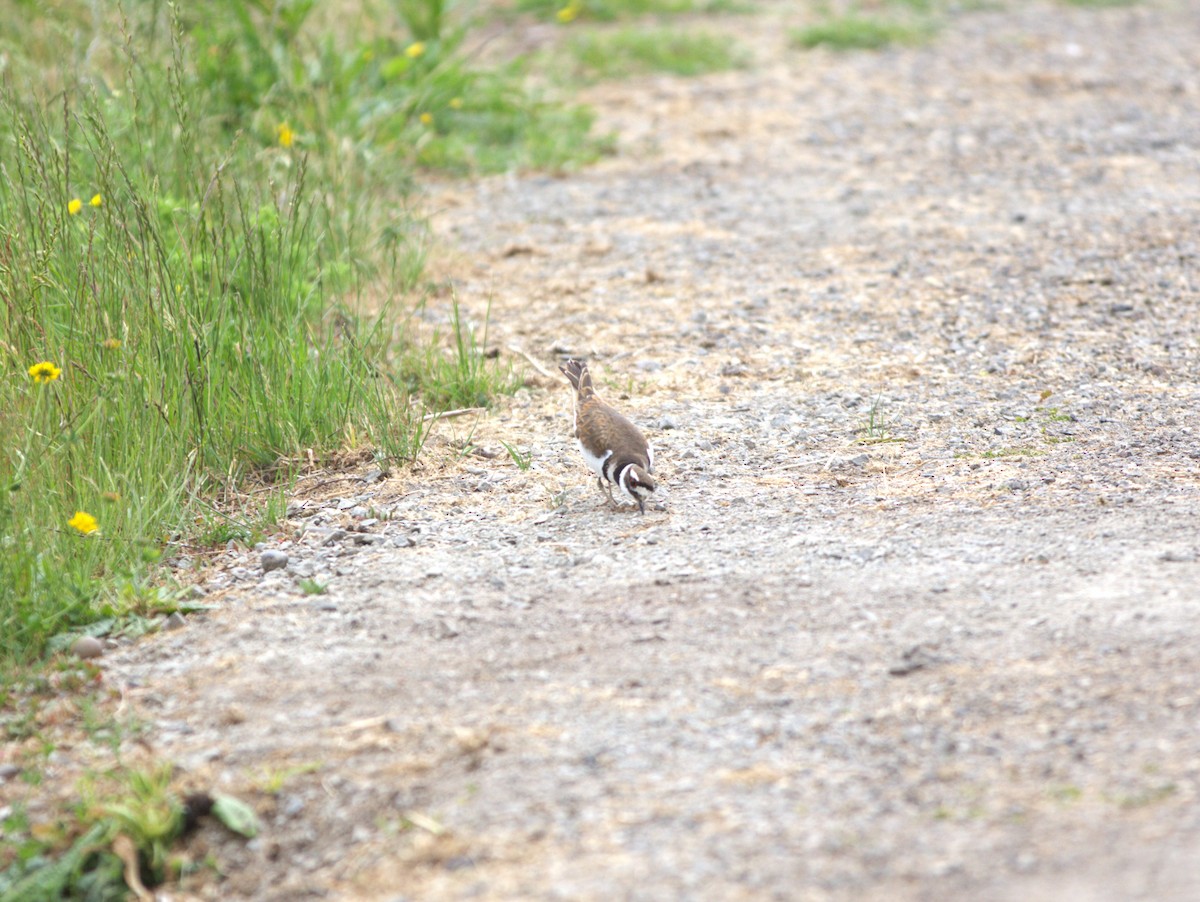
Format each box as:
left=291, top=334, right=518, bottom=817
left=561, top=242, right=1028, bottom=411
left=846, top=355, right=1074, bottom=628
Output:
left=559, top=359, right=595, bottom=399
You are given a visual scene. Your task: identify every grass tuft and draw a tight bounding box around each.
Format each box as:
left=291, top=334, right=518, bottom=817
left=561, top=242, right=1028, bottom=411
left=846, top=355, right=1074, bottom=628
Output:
left=792, top=15, right=932, bottom=51
left=403, top=301, right=521, bottom=410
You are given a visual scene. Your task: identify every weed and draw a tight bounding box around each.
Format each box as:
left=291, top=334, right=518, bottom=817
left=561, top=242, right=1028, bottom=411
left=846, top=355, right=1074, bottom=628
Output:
left=255, top=761, right=323, bottom=795
left=1, top=759, right=259, bottom=896
left=78, top=697, right=144, bottom=756
left=501, top=441, right=533, bottom=470
left=1049, top=784, right=1083, bottom=803
left=981, top=447, right=1046, bottom=459
left=603, top=373, right=646, bottom=398
left=298, top=578, right=328, bottom=596
left=856, top=395, right=904, bottom=444
left=1111, top=782, right=1177, bottom=809
left=99, top=766, right=183, bottom=883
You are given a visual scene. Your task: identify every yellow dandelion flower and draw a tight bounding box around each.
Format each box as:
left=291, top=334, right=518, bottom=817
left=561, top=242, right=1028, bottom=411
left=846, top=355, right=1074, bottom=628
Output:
left=449, top=97, right=464, bottom=110
left=90, top=193, right=103, bottom=207
left=102, top=338, right=122, bottom=350
left=28, top=361, right=62, bottom=383
left=557, top=2, right=582, bottom=23
left=277, top=123, right=294, bottom=148
left=68, top=198, right=83, bottom=215
left=420, top=112, right=434, bottom=126
left=405, top=41, right=426, bottom=59
left=68, top=511, right=99, bottom=535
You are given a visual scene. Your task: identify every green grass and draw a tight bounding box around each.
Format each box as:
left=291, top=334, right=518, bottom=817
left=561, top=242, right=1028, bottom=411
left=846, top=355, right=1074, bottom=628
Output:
left=792, top=15, right=933, bottom=51
left=0, top=0, right=597, bottom=668
left=567, top=28, right=747, bottom=80
left=403, top=301, right=521, bottom=410
left=982, top=447, right=1046, bottom=459
left=500, top=441, right=533, bottom=471
left=518, top=0, right=753, bottom=22
left=856, top=394, right=904, bottom=444
left=1061, top=0, right=1137, bottom=6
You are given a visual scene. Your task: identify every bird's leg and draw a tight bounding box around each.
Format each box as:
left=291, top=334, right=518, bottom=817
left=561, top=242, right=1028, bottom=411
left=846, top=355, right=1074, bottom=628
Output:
left=597, top=477, right=619, bottom=508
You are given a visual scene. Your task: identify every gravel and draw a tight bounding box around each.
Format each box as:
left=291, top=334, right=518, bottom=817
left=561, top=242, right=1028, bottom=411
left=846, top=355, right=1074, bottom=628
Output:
left=105, top=3, right=1200, bottom=900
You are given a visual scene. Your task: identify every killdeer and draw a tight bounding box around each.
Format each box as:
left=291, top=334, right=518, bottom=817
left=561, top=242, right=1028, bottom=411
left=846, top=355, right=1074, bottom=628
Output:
left=560, top=359, right=657, bottom=514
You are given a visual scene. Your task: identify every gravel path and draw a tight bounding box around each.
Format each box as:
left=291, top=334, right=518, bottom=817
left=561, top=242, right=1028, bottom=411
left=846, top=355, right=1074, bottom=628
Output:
left=110, top=2, right=1200, bottom=898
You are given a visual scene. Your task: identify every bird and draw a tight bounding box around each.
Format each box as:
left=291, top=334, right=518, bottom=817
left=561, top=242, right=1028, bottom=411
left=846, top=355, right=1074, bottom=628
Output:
left=560, top=358, right=657, bottom=514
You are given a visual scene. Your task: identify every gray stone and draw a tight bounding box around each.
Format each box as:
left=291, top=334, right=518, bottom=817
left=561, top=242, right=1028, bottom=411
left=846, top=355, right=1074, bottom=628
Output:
left=261, top=549, right=289, bottom=572
left=72, top=636, right=103, bottom=660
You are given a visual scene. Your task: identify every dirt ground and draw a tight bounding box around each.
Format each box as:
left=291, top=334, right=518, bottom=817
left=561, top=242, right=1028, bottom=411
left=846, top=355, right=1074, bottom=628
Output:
left=103, top=1, right=1200, bottom=898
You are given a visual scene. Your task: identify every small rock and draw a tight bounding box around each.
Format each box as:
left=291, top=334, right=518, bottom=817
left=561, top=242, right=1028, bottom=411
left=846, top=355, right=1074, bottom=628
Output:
left=888, top=645, right=941, bottom=676
left=261, top=549, right=289, bottom=572
left=337, top=498, right=358, bottom=510
left=186, top=584, right=208, bottom=599
left=348, top=506, right=370, bottom=520
left=0, top=764, right=22, bottom=781
left=163, top=612, right=187, bottom=631
left=72, top=636, right=104, bottom=660
left=230, top=566, right=253, bottom=580
left=1159, top=549, right=1196, bottom=563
